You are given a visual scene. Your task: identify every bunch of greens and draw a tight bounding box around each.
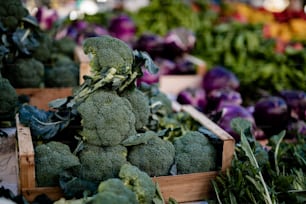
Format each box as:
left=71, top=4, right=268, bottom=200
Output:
left=211, top=118, right=306, bottom=204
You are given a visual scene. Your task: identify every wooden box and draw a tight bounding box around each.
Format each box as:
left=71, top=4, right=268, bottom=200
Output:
left=16, top=88, right=73, bottom=111
left=16, top=103, right=234, bottom=203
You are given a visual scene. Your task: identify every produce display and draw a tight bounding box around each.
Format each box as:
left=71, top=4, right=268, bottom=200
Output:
left=0, top=0, right=79, bottom=88
left=0, top=0, right=305, bottom=203
left=17, top=35, right=222, bottom=203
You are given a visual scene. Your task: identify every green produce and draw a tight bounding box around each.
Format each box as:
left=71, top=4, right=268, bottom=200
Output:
left=75, top=143, right=127, bottom=183
left=119, top=163, right=157, bottom=204
left=35, top=141, right=80, bottom=187
left=0, top=0, right=29, bottom=30
left=212, top=118, right=306, bottom=204
left=88, top=178, right=138, bottom=204
left=120, top=88, right=150, bottom=130
left=126, top=132, right=175, bottom=177
left=0, top=74, right=18, bottom=121
left=3, top=57, right=44, bottom=88
left=77, top=89, right=137, bottom=147
left=173, top=131, right=217, bottom=174
left=44, top=63, right=79, bottom=88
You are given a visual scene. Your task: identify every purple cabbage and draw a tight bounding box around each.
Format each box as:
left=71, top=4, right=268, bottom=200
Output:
left=136, top=68, right=160, bottom=87
left=154, top=58, right=177, bottom=75
left=217, top=104, right=256, bottom=141
left=253, top=96, right=289, bottom=137
left=35, top=6, right=59, bottom=30
left=108, top=15, right=136, bottom=44
left=133, top=34, right=164, bottom=59
left=176, top=87, right=207, bottom=112
left=206, top=88, right=242, bottom=113
left=202, top=66, right=240, bottom=94
left=278, top=90, right=306, bottom=120
left=162, top=27, right=196, bottom=59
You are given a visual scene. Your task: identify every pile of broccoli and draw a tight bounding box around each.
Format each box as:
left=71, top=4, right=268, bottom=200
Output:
left=0, top=0, right=79, bottom=88
left=31, top=35, right=218, bottom=202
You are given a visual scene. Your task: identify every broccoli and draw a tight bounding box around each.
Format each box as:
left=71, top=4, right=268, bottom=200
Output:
left=173, top=131, right=217, bottom=174
left=0, top=0, right=29, bottom=30
left=44, top=62, right=79, bottom=88
left=119, top=163, right=156, bottom=204
left=3, top=57, right=44, bottom=88
left=127, top=134, right=175, bottom=177
left=35, top=141, right=80, bottom=187
left=53, top=37, right=77, bottom=59
left=77, top=89, right=137, bottom=146
left=32, top=32, right=52, bottom=63
left=0, top=75, right=18, bottom=121
left=82, top=35, right=134, bottom=76
left=120, top=88, right=150, bottom=130
left=75, top=143, right=128, bottom=183
left=87, top=178, right=138, bottom=204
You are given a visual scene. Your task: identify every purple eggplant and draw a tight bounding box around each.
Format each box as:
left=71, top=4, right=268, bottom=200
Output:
left=253, top=96, right=289, bottom=137
left=202, top=66, right=240, bottom=94
left=176, top=87, right=207, bottom=112
left=279, top=90, right=306, bottom=120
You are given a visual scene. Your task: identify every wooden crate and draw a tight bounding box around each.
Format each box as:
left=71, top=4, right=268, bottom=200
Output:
left=74, top=46, right=206, bottom=93
left=16, top=88, right=73, bottom=111
left=16, top=103, right=234, bottom=203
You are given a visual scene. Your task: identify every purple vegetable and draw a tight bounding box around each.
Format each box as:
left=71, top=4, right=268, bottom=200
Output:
left=202, top=66, right=240, bottom=94
left=217, top=104, right=256, bottom=141
left=176, top=87, right=207, bottom=112
left=154, top=58, right=176, bottom=75
left=286, top=120, right=306, bottom=139
left=133, top=34, right=164, bottom=59
left=136, top=68, right=160, bottom=87
left=172, top=56, right=197, bottom=75
left=278, top=90, right=306, bottom=120
left=162, top=27, right=196, bottom=59
left=253, top=96, right=289, bottom=137
left=35, top=6, right=59, bottom=30
left=206, top=88, right=242, bottom=113
left=108, top=15, right=136, bottom=44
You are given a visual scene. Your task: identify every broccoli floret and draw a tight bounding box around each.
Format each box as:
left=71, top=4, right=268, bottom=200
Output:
left=35, top=141, right=80, bottom=187
left=127, top=134, right=175, bottom=177
left=119, top=163, right=156, bottom=204
left=75, top=143, right=128, bottom=183
left=0, top=76, right=18, bottom=120
left=77, top=89, right=136, bottom=146
left=32, top=32, right=52, bottom=63
left=87, top=178, right=138, bottom=204
left=173, top=131, right=217, bottom=174
left=44, top=63, right=79, bottom=87
left=3, top=58, right=44, bottom=88
left=53, top=37, right=77, bottom=59
left=120, top=88, right=150, bottom=130
left=0, top=0, right=29, bottom=30
left=83, top=35, right=134, bottom=76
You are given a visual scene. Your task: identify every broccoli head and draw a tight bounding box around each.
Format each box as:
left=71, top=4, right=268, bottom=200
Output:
left=87, top=178, right=138, bottom=204
left=0, top=76, right=18, bottom=120
left=127, top=134, right=175, bottom=177
left=0, top=0, right=29, bottom=30
left=3, top=58, right=44, bottom=88
left=82, top=35, right=134, bottom=76
left=77, top=89, right=137, bottom=146
left=120, top=88, right=150, bottom=130
left=173, top=131, right=217, bottom=174
left=119, top=163, right=156, bottom=204
left=35, top=141, right=80, bottom=187
left=75, top=143, right=128, bottom=183
left=44, top=62, right=79, bottom=88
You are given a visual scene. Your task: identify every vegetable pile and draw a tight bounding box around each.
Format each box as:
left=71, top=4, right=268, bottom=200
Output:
left=18, top=35, right=220, bottom=203
left=0, top=0, right=79, bottom=88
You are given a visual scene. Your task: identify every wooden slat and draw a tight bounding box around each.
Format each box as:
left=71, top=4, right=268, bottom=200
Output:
left=152, top=172, right=218, bottom=202
left=16, top=88, right=73, bottom=111
left=22, top=187, right=63, bottom=202
left=16, top=115, right=36, bottom=189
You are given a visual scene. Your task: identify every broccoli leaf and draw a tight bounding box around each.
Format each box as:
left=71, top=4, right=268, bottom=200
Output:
left=12, top=28, right=39, bottom=55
